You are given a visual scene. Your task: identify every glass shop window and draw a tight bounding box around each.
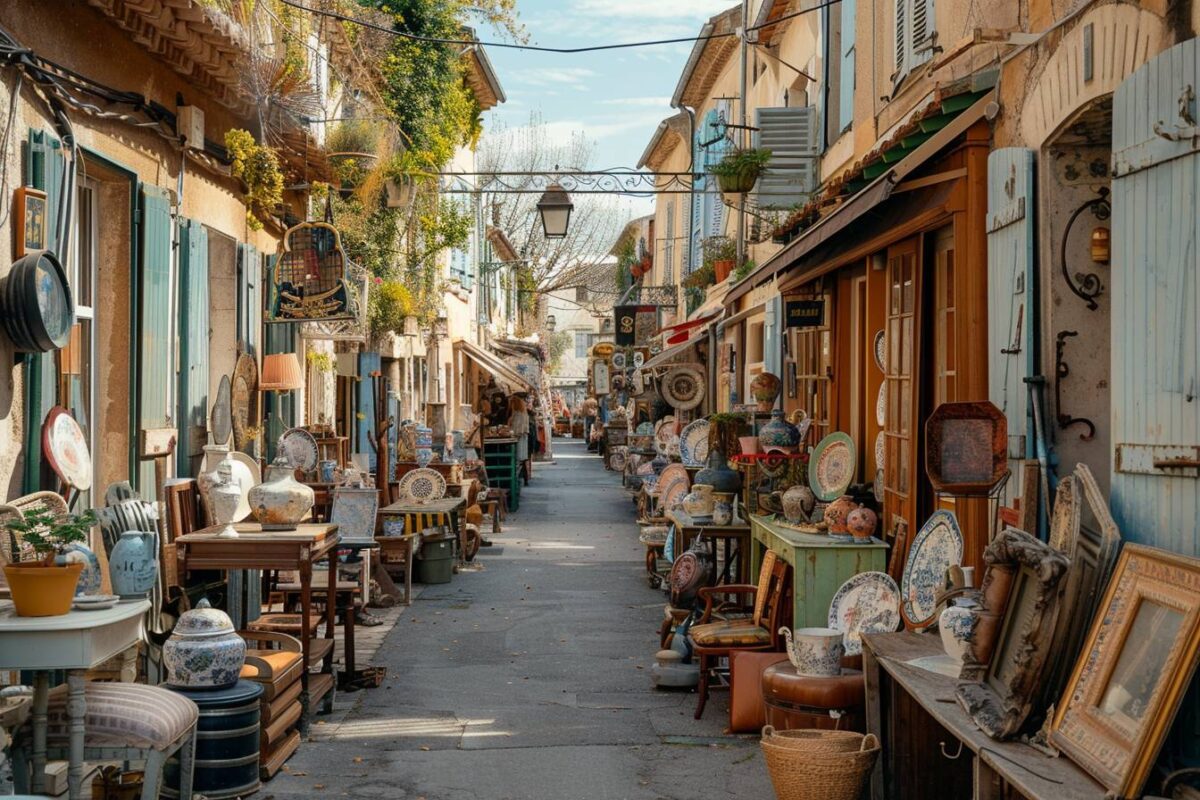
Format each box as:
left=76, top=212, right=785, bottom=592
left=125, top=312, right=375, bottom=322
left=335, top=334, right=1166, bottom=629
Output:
left=59, top=175, right=98, bottom=506
left=790, top=297, right=832, bottom=440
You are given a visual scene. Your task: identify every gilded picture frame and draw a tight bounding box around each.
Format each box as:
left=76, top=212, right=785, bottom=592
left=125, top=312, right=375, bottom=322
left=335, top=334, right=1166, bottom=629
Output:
left=956, top=528, right=1069, bottom=739
left=1050, top=545, right=1200, bottom=798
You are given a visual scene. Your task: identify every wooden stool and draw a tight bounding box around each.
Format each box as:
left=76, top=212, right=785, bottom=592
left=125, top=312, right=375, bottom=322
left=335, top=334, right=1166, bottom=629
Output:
left=478, top=498, right=502, bottom=534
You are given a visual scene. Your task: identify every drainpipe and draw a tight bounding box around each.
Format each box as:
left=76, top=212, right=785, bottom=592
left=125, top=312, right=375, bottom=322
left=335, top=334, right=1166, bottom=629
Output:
left=736, top=0, right=749, bottom=270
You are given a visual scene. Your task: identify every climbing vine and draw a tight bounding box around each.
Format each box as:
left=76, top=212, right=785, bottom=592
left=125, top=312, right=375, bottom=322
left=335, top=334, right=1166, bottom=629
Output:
left=225, top=128, right=283, bottom=230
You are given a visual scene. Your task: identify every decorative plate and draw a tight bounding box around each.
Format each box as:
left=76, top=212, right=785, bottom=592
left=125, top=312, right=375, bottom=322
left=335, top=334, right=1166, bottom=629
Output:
left=226, top=450, right=261, bottom=485
left=278, top=427, right=319, bottom=471
left=73, top=594, right=120, bottom=611
left=635, top=421, right=655, bottom=436
left=42, top=406, right=92, bottom=491
left=633, top=351, right=645, bottom=368
left=231, top=353, right=259, bottom=452
left=654, top=417, right=676, bottom=452
left=874, top=431, right=885, bottom=472
left=678, top=419, right=711, bottom=467
left=873, top=468, right=885, bottom=502
left=211, top=375, right=233, bottom=447
left=900, top=510, right=964, bottom=628
left=876, top=384, right=886, bottom=427
left=662, top=366, right=705, bottom=411
left=828, top=571, right=902, bottom=656
left=873, top=330, right=886, bottom=373
left=610, top=449, right=627, bottom=472
left=808, top=432, right=856, bottom=501
left=397, top=468, right=447, bottom=504
left=612, top=352, right=626, bottom=369
left=658, top=475, right=689, bottom=512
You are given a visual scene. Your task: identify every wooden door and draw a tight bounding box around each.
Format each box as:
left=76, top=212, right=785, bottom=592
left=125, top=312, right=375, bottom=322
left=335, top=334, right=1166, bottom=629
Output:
left=883, top=237, right=922, bottom=567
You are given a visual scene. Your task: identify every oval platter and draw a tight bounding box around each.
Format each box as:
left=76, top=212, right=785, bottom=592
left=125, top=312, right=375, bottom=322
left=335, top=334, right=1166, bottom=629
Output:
left=678, top=419, right=710, bottom=467
left=828, top=571, right=901, bottom=656
left=397, top=467, right=447, bottom=505
left=808, top=432, right=856, bottom=501
left=900, top=510, right=964, bottom=628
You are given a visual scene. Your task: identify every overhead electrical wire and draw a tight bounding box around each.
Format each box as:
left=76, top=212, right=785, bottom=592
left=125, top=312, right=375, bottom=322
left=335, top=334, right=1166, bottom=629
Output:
left=277, top=0, right=843, bottom=55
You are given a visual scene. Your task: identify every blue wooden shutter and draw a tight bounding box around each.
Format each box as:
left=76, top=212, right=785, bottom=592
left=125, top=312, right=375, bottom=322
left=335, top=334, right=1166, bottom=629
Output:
left=838, top=0, right=857, bottom=132
left=986, top=148, right=1037, bottom=517
left=356, top=352, right=381, bottom=471
left=137, top=185, right=174, bottom=498
left=264, top=257, right=297, bottom=463
left=764, top=296, right=782, bottom=381
left=21, top=130, right=66, bottom=492
left=177, top=218, right=210, bottom=477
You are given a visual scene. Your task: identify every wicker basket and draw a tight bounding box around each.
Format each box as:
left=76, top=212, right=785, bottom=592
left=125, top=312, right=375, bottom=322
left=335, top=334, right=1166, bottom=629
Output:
left=760, top=728, right=880, bottom=800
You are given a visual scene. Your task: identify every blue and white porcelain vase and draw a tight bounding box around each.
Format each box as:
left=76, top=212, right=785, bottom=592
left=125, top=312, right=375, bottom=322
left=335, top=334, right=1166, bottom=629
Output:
left=712, top=493, right=733, bottom=526
left=109, top=531, right=158, bottom=599
left=939, top=567, right=980, bottom=664
left=163, top=599, right=246, bottom=689
left=59, top=542, right=102, bottom=596
left=757, top=409, right=801, bottom=452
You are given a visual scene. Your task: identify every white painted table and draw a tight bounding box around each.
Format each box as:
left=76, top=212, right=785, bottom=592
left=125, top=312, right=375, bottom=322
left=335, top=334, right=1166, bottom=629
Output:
left=0, top=599, right=148, bottom=800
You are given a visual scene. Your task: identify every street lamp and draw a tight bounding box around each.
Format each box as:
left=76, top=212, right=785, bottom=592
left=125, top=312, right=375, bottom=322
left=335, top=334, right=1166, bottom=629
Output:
left=536, top=183, right=573, bottom=239
left=545, top=314, right=557, bottom=332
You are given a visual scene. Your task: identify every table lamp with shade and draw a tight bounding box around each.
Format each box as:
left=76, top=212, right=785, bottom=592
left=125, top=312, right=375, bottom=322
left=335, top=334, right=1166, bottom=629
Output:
left=260, top=353, right=304, bottom=463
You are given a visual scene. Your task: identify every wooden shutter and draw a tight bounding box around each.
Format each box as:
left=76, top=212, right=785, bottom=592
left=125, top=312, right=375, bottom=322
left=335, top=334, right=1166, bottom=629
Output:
left=264, top=254, right=297, bottom=463
left=882, top=237, right=922, bottom=556
left=763, top=297, right=782, bottom=380
left=1110, top=38, right=1200, bottom=554
left=356, top=352, right=382, bottom=471
left=754, top=106, right=819, bottom=208
left=690, top=120, right=707, bottom=274
left=137, top=185, right=174, bottom=499
left=237, top=242, right=261, bottom=358
left=894, top=0, right=907, bottom=74
left=177, top=218, right=210, bottom=478
left=21, top=131, right=66, bottom=492
left=986, top=149, right=1036, bottom=511
left=838, top=0, right=857, bottom=133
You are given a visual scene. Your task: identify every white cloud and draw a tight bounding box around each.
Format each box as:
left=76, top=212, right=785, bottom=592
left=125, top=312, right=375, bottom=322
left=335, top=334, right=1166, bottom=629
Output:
left=597, top=96, right=672, bottom=107
left=571, top=0, right=735, bottom=20
left=506, top=67, right=598, bottom=88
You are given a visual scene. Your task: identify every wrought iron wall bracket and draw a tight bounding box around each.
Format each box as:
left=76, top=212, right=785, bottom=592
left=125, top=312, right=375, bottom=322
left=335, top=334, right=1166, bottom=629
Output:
left=1054, top=330, right=1096, bottom=441
left=1059, top=187, right=1110, bottom=310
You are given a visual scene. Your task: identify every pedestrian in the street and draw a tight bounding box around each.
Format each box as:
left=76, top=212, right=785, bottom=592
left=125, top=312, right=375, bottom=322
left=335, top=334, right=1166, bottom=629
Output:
left=510, top=394, right=531, bottom=485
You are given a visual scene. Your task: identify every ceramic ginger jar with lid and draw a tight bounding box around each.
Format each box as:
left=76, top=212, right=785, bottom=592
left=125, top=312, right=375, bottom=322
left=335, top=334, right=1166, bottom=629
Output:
left=163, top=598, right=247, bottom=688
left=757, top=409, right=800, bottom=452
left=248, top=455, right=314, bottom=530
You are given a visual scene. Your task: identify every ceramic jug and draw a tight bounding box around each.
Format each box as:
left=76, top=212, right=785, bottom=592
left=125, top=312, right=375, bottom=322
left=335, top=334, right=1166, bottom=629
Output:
left=163, top=598, right=247, bottom=689
left=750, top=371, right=781, bottom=412
left=940, top=567, right=980, bottom=664
left=682, top=484, right=715, bottom=522
left=780, top=627, right=844, bottom=677
left=248, top=455, right=315, bottom=530
left=109, top=530, right=158, bottom=599
left=757, top=409, right=800, bottom=452
left=776, top=485, right=816, bottom=524
left=196, top=443, right=231, bottom=521
left=824, top=495, right=858, bottom=535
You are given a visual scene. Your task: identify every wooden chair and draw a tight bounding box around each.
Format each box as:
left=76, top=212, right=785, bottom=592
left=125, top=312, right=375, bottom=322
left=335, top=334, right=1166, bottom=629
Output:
left=689, top=550, right=792, bottom=719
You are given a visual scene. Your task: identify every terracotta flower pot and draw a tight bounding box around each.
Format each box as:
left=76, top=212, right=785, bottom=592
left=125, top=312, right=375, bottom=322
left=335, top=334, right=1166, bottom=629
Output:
left=3, top=562, right=83, bottom=616
left=713, top=259, right=735, bottom=283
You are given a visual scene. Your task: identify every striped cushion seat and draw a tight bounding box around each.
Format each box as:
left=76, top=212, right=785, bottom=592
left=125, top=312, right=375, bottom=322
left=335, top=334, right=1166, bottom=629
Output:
left=689, top=620, right=771, bottom=648
left=36, top=683, right=198, bottom=751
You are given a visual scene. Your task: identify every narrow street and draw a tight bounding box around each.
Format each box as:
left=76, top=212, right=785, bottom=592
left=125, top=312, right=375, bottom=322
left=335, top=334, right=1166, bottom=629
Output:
left=268, top=440, right=772, bottom=800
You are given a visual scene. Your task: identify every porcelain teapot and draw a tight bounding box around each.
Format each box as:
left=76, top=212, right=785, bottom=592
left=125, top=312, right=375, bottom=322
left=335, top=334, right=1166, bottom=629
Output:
left=780, top=627, right=844, bottom=677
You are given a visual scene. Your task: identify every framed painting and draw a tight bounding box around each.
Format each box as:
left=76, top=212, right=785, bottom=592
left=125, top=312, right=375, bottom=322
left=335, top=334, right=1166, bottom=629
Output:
left=14, top=186, right=47, bottom=257
left=1050, top=545, right=1200, bottom=798
left=956, top=528, right=1069, bottom=739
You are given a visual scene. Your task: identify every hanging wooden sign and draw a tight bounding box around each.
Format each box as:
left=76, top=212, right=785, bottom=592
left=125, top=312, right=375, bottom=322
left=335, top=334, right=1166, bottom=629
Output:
left=784, top=298, right=824, bottom=328
left=268, top=221, right=355, bottom=322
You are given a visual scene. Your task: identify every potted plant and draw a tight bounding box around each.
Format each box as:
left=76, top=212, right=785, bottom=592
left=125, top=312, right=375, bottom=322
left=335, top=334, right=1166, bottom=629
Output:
left=702, top=236, right=737, bottom=283
left=3, top=508, right=97, bottom=616
left=709, top=147, right=772, bottom=195
left=681, top=261, right=716, bottom=290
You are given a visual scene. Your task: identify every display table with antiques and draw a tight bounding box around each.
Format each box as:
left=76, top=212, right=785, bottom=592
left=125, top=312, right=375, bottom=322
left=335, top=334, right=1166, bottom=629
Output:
left=175, top=523, right=340, bottom=728
left=378, top=496, right=466, bottom=591
left=749, top=514, right=888, bottom=629
left=666, top=511, right=751, bottom=585
left=0, top=599, right=150, bottom=800
left=483, top=438, right=520, bottom=511
left=862, top=631, right=1102, bottom=800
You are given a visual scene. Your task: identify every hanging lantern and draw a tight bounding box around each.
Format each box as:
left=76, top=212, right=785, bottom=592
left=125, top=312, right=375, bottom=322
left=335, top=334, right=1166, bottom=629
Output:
left=1090, top=226, right=1110, bottom=264
left=269, top=222, right=355, bottom=323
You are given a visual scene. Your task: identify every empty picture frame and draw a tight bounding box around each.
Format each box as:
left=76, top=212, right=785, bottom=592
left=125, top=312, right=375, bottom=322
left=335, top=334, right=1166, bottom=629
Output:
left=1051, top=545, right=1200, bottom=798
left=330, top=486, right=380, bottom=544
left=956, top=528, right=1069, bottom=739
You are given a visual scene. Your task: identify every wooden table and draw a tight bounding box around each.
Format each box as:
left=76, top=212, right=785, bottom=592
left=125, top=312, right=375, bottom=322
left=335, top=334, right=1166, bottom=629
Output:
left=0, top=599, right=148, bottom=800
left=378, top=497, right=466, bottom=602
left=749, top=514, right=888, bottom=628
left=667, top=512, right=752, bottom=585
left=862, top=631, right=1103, bottom=799
left=176, top=523, right=340, bottom=728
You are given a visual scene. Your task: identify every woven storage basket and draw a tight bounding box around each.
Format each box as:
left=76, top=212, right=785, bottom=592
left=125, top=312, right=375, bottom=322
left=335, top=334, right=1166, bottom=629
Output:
left=760, top=728, right=880, bottom=800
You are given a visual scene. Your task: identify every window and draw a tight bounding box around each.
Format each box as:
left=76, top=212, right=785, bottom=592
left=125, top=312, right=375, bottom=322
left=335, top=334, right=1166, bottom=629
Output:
left=575, top=331, right=589, bottom=358
left=663, top=200, right=675, bottom=284
left=790, top=296, right=833, bottom=440
left=838, top=0, right=856, bottom=132
left=894, top=0, right=934, bottom=85
left=60, top=175, right=98, bottom=506
left=576, top=286, right=589, bottom=303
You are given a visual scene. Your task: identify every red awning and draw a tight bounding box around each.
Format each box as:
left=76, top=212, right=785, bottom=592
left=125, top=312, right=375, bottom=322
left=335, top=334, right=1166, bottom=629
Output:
left=655, top=312, right=721, bottom=345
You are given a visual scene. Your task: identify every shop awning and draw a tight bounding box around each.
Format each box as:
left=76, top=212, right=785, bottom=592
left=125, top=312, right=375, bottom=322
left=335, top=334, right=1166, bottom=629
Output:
left=454, top=339, right=536, bottom=395
left=718, top=302, right=766, bottom=330
left=641, top=336, right=705, bottom=371
left=726, top=90, right=994, bottom=307
left=655, top=311, right=721, bottom=345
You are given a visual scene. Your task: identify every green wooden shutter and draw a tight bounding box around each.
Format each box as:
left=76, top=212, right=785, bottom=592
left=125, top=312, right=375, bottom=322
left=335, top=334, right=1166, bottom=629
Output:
left=21, top=130, right=65, bottom=492
left=136, top=185, right=174, bottom=498
left=177, top=219, right=210, bottom=477
left=356, top=352, right=381, bottom=471
left=263, top=254, right=297, bottom=463
left=237, top=243, right=261, bottom=358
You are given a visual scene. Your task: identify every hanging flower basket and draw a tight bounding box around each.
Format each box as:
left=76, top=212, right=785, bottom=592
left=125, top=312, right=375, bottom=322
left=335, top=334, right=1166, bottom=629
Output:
left=717, top=169, right=760, bottom=194
left=710, top=147, right=772, bottom=196
left=384, top=175, right=417, bottom=210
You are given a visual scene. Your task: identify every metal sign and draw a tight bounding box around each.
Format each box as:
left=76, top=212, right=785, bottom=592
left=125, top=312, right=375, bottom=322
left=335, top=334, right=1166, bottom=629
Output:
left=784, top=299, right=824, bottom=328
left=269, top=222, right=355, bottom=323
left=614, top=304, right=656, bottom=346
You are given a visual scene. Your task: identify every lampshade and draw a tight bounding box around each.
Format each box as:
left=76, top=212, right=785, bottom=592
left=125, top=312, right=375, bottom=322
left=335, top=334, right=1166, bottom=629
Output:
left=260, top=353, right=304, bottom=391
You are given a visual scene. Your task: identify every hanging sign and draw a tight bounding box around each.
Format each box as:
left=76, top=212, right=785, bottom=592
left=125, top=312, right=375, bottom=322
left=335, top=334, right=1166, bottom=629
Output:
left=784, top=299, right=824, bottom=329
left=268, top=222, right=355, bottom=322
left=614, top=304, right=656, bottom=346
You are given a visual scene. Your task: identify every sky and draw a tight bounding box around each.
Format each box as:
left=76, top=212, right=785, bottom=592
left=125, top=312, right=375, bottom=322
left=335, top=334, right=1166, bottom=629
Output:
left=480, top=0, right=737, bottom=216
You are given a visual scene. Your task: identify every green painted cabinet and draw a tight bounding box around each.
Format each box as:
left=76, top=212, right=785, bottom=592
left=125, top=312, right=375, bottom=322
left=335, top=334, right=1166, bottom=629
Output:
left=749, top=515, right=888, bottom=629
left=483, top=438, right=520, bottom=512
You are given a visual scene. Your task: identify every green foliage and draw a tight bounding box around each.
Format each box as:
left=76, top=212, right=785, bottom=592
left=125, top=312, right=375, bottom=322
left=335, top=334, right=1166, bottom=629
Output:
left=306, top=351, right=335, bottom=373
left=327, top=120, right=382, bottom=186
left=546, top=330, right=571, bottom=373
left=708, top=148, right=772, bottom=178
left=368, top=280, right=417, bottom=336
left=734, top=258, right=756, bottom=283
left=701, top=235, right=736, bottom=265
left=682, top=262, right=716, bottom=289
left=5, top=509, right=96, bottom=564
left=614, top=234, right=637, bottom=292
left=225, top=128, right=284, bottom=230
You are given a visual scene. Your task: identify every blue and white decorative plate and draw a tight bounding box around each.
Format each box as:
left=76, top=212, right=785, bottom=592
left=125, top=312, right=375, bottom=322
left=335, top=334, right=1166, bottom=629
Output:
left=679, top=419, right=710, bottom=467
left=900, top=510, right=964, bottom=627
left=828, top=571, right=901, bottom=656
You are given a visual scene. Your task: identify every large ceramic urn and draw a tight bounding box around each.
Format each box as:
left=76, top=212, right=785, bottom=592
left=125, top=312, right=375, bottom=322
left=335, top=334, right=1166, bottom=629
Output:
left=694, top=448, right=742, bottom=496
left=248, top=455, right=314, bottom=530
left=163, top=598, right=247, bottom=689
left=750, top=372, right=782, bottom=412
left=757, top=409, right=800, bottom=452
left=109, top=531, right=158, bottom=599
